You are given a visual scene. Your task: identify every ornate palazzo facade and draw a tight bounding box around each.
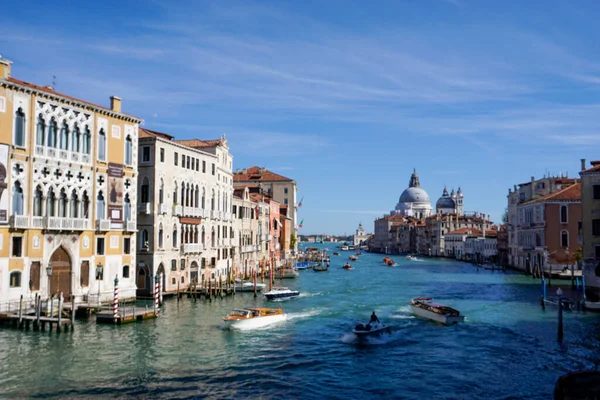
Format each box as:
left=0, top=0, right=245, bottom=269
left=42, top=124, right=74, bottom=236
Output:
left=0, top=57, right=141, bottom=303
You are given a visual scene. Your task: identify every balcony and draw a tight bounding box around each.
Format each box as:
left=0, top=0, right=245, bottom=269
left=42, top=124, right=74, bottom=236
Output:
left=182, top=243, right=204, bottom=254
left=173, top=205, right=182, bottom=216
left=124, top=220, right=137, bottom=232
left=32, top=216, right=44, bottom=229
left=43, top=216, right=90, bottom=231
left=96, top=219, right=111, bottom=231
left=9, top=214, right=28, bottom=229
left=138, top=203, right=151, bottom=214
left=159, top=203, right=169, bottom=215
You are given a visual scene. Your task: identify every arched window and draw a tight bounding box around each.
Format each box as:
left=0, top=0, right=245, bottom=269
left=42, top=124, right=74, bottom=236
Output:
left=124, top=194, right=131, bottom=221
left=218, top=191, right=221, bottom=212
left=141, top=229, right=149, bottom=250
left=47, top=187, right=56, bottom=217
left=83, top=126, right=91, bottom=154
left=158, top=224, right=164, bottom=248
left=202, top=187, right=206, bottom=209
left=180, top=185, right=185, bottom=207
left=98, top=128, right=106, bottom=161
left=48, top=118, right=57, bottom=148
left=560, top=205, right=568, bottom=224
left=97, top=191, right=105, bottom=219
left=59, top=120, right=69, bottom=150
left=12, top=181, right=24, bottom=215
left=58, top=189, right=67, bottom=217
left=82, top=191, right=90, bottom=218
left=36, top=114, right=45, bottom=146
left=122, top=265, right=130, bottom=278
left=141, top=177, right=150, bottom=203
left=561, top=231, right=569, bottom=248
left=72, top=124, right=80, bottom=152
left=159, top=179, right=164, bottom=204
left=172, top=226, right=178, bottom=248
left=195, top=185, right=199, bottom=208
left=172, top=277, right=176, bottom=285
left=70, top=190, right=79, bottom=218
left=14, top=108, right=25, bottom=147
left=202, top=227, right=206, bottom=246
left=125, top=135, right=133, bottom=166
left=173, top=182, right=178, bottom=204
left=33, top=186, right=43, bottom=216
left=211, top=190, right=215, bottom=211
left=211, top=228, right=215, bottom=247
left=9, top=271, right=21, bottom=288
left=181, top=276, right=185, bottom=284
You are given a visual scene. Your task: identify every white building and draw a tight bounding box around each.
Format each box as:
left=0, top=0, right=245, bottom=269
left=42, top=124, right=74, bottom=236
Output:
left=232, top=187, right=260, bottom=278
left=136, top=128, right=233, bottom=294
left=390, top=169, right=432, bottom=219
left=464, top=233, right=498, bottom=262
left=353, top=223, right=371, bottom=246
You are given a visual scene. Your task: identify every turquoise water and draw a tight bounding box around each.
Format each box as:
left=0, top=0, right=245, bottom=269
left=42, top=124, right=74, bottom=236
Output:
left=1, top=244, right=599, bottom=399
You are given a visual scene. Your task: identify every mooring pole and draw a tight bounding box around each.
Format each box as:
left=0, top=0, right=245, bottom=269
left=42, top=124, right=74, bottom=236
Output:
left=557, top=288, right=564, bottom=343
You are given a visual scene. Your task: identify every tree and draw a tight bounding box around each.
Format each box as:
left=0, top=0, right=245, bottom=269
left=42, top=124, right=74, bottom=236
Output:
left=501, top=207, right=509, bottom=224
left=290, top=232, right=297, bottom=249
left=574, top=247, right=583, bottom=266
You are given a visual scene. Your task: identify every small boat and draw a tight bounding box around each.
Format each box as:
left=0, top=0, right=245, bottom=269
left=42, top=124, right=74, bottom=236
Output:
left=264, top=287, right=300, bottom=300
left=342, top=263, right=352, bottom=270
left=383, top=257, right=391, bottom=264
left=313, top=263, right=329, bottom=272
left=223, top=307, right=286, bottom=330
left=406, top=255, right=413, bottom=260
left=409, top=297, right=465, bottom=325
left=234, top=279, right=267, bottom=292
left=349, top=255, right=358, bottom=261
left=356, top=251, right=362, bottom=256
left=279, top=268, right=299, bottom=278
left=333, top=252, right=340, bottom=256
left=341, top=245, right=349, bottom=251
left=387, top=260, right=397, bottom=267
left=557, top=269, right=583, bottom=280
left=554, top=368, right=600, bottom=399
left=352, top=321, right=392, bottom=340
left=295, top=262, right=310, bottom=270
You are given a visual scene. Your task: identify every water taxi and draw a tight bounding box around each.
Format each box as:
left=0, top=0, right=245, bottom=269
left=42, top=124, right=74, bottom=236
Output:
left=409, top=297, right=465, bottom=325
left=264, top=287, right=300, bottom=300
left=223, top=307, right=286, bottom=330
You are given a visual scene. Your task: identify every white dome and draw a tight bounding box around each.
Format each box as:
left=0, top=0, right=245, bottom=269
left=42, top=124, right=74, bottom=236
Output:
left=399, top=187, right=431, bottom=204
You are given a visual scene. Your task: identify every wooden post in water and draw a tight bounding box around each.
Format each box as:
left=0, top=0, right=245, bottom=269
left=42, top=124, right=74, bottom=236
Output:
left=177, top=280, right=180, bottom=302
left=18, top=294, right=23, bottom=328
left=35, top=295, right=41, bottom=331
left=71, top=293, right=75, bottom=330
left=557, top=288, right=564, bottom=343
left=253, top=270, right=257, bottom=298
left=541, top=277, right=546, bottom=310
left=209, top=278, right=212, bottom=301
left=58, top=293, right=64, bottom=333
left=269, top=264, right=273, bottom=291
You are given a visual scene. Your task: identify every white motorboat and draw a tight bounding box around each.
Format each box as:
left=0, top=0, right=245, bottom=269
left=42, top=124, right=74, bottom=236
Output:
left=234, top=279, right=267, bottom=292
left=352, top=321, right=392, bottom=339
left=222, top=307, right=287, bottom=330
left=409, top=297, right=465, bottom=325
left=264, top=287, right=300, bottom=300
left=341, top=245, right=349, bottom=251
left=279, top=268, right=299, bottom=278
left=406, top=255, right=413, bottom=260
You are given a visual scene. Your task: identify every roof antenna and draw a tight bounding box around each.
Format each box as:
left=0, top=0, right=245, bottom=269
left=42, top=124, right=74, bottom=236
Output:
left=52, top=75, right=57, bottom=90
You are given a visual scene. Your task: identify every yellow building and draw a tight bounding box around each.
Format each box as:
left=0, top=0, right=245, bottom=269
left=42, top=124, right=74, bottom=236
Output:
left=0, top=57, right=142, bottom=304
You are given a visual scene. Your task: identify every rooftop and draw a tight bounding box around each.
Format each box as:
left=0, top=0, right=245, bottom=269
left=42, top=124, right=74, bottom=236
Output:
left=523, top=183, right=581, bottom=204
left=233, top=166, right=293, bottom=182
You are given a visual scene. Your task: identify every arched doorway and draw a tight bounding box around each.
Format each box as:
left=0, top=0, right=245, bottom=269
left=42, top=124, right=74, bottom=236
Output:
left=157, top=263, right=166, bottom=291
left=190, top=261, right=199, bottom=285
left=49, top=246, right=71, bottom=297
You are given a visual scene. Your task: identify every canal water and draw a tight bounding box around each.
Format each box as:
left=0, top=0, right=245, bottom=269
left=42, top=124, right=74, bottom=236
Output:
left=1, top=244, right=599, bottom=399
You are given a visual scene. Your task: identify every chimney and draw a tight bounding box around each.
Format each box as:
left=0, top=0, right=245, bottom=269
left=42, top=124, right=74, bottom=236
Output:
left=0, top=56, right=13, bottom=79
left=110, top=96, right=122, bottom=113
left=581, top=159, right=587, bottom=171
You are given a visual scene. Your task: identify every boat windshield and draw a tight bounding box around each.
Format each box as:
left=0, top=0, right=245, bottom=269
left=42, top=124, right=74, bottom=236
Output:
left=230, top=309, right=252, bottom=317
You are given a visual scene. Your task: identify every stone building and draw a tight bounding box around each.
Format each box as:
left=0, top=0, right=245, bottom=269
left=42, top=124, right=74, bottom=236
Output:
left=390, top=169, right=432, bottom=218
left=0, top=57, right=141, bottom=303
left=579, top=159, right=600, bottom=291
left=136, top=128, right=233, bottom=294
left=353, top=223, right=371, bottom=247
left=232, top=187, right=260, bottom=278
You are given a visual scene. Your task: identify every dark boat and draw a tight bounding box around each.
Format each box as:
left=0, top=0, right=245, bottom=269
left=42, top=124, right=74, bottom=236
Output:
left=313, top=264, right=329, bottom=272
left=554, top=368, right=600, bottom=399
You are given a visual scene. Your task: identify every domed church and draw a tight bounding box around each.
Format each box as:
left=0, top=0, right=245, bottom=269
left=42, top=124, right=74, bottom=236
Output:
left=435, top=186, right=464, bottom=215
left=390, top=169, right=433, bottom=218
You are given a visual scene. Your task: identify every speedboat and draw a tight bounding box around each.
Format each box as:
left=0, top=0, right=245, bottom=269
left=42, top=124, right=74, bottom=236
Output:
left=264, top=287, right=300, bottom=300
left=342, top=263, right=352, bottom=270
left=349, top=255, right=358, bottom=261
left=341, top=245, right=349, bottom=251
left=409, top=297, right=465, bottom=325
left=222, top=307, right=286, bottom=330
left=387, top=260, right=397, bottom=267
left=234, top=278, right=267, bottom=292
left=352, top=321, right=392, bottom=340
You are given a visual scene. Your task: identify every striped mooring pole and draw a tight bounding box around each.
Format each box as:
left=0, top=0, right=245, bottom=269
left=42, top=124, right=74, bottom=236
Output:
left=113, top=275, right=119, bottom=323
left=159, top=272, right=164, bottom=306
left=154, top=274, right=159, bottom=314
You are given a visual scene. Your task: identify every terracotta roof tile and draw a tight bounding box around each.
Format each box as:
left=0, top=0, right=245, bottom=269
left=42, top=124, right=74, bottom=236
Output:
left=233, top=166, right=293, bottom=182
left=525, top=183, right=581, bottom=204
left=174, top=139, right=224, bottom=148
left=4, top=77, right=141, bottom=120
left=581, top=162, right=600, bottom=173
left=139, top=127, right=174, bottom=140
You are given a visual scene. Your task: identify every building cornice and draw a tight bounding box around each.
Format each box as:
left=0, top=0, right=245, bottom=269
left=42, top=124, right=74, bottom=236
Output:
left=139, top=135, right=219, bottom=159
left=1, top=79, right=142, bottom=124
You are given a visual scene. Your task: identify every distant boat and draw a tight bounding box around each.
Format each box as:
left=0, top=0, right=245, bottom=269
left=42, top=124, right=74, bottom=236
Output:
left=264, top=287, right=300, bottom=300
left=342, top=263, right=352, bottom=270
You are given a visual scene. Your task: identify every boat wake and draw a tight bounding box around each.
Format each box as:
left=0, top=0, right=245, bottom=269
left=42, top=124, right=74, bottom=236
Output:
left=286, top=309, right=322, bottom=320
left=340, top=330, right=403, bottom=346
left=298, top=292, right=323, bottom=298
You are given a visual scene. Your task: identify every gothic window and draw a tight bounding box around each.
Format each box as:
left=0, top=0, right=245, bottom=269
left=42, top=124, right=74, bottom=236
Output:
left=33, top=186, right=43, bottom=216
left=83, top=126, right=91, bottom=154
left=125, top=135, right=133, bottom=166
left=159, top=179, right=164, bottom=204
left=124, top=194, right=131, bottom=221
left=70, top=190, right=79, bottom=218
left=141, top=177, right=149, bottom=203
left=58, top=189, right=67, bottom=217
left=47, top=187, right=56, bottom=217
left=202, top=187, right=205, bottom=209
left=82, top=191, right=90, bottom=218
left=211, top=190, right=215, bottom=211
left=561, top=231, right=569, bottom=248
left=48, top=118, right=57, bottom=148
left=97, top=191, right=105, bottom=219
left=59, top=120, right=69, bottom=150
left=12, top=181, right=24, bottom=215
left=172, top=225, right=178, bottom=248
left=173, top=182, right=178, bottom=204
left=202, top=227, right=205, bottom=246
left=72, top=124, right=80, bottom=152
left=14, top=108, right=25, bottom=147
left=98, top=128, right=106, bottom=161
left=195, top=185, right=199, bottom=208
left=560, top=205, right=568, bottom=224
left=180, top=186, right=185, bottom=207
left=36, top=114, right=45, bottom=146
left=158, top=224, right=164, bottom=248
left=211, top=228, right=215, bottom=247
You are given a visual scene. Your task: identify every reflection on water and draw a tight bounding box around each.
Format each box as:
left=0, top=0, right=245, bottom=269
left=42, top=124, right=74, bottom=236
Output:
left=0, top=245, right=599, bottom=399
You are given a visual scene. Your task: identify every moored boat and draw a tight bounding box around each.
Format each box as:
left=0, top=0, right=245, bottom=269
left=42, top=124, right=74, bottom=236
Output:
left=341, top=245, right=349, bottom=251
left=234, top=279, right=267, bottom=292
left=313, top=263, right=329, bottom=272
left=584, top=301, right=600, bottom=311
left=222, top=307, right=286, bottom=330
left=264, top=286, right=300, bottom=300
left=409, top=297, right=465, bottom=325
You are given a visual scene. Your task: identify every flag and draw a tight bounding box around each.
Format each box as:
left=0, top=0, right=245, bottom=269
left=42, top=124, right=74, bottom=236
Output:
left=298, top=197, right=304, bottom=208
left=299, top=219, right=304, bottom=228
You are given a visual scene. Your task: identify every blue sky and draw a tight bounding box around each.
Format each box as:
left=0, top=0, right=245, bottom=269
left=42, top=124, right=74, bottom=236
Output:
left=2, top=0, right=600, bottom=235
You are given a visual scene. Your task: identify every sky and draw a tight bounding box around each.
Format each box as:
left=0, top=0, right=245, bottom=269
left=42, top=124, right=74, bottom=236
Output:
left=2, top=0, right=600, bottom=235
